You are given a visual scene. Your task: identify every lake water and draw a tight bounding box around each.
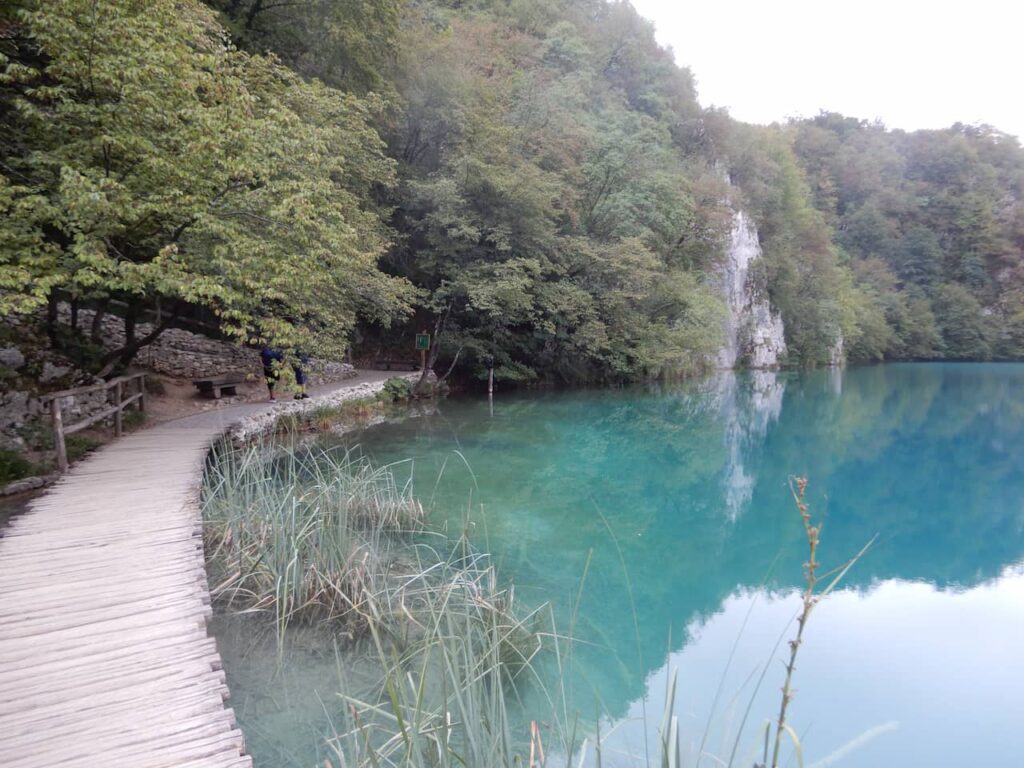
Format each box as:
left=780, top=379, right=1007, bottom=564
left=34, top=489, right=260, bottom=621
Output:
left=215, top=363, right=1024, bottom=767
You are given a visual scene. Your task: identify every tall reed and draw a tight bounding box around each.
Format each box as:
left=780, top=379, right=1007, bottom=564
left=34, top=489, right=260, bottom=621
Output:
left=327, top=542, right=572, bottom=767
left=204, top=439, right=870, bottom=768
left=202, top=439, right=425, bottom=639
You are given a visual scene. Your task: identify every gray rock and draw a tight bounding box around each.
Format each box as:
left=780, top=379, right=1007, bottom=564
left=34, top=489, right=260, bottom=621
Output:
left=2, top=475, right=53, bottom=496
left=0, top=347, right=25, bottom=369
left=0, top=391, right=32, bottom=430
left=40, top=361, right=72, bottom=383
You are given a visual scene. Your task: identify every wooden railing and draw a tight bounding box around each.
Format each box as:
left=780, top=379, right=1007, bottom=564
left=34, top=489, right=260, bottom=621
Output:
left=42, top=373, right=147, bottom=472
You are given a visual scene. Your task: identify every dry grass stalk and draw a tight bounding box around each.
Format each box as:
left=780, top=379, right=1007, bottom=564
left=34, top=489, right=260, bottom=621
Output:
left=757, top=477, right=874, bottom=768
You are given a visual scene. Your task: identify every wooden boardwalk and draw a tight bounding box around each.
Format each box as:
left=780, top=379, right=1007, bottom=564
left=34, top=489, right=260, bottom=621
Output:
left=0, top=371, right=398, bottom=767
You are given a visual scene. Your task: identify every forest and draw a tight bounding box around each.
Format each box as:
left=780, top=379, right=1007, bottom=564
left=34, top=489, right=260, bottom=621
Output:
left=2, top=0, right=1023, bottom=383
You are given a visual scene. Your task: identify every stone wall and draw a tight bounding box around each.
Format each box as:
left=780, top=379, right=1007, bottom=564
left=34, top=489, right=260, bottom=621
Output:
left=58, top=306, right=356, bottom=385
left=0, top=375, right=111, bottom=453
left=0, top=307, right=356, bottom=454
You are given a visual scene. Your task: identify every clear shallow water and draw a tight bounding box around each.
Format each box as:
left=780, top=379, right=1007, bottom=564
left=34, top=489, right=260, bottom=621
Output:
left=217, top=364, right=1024, bottom=767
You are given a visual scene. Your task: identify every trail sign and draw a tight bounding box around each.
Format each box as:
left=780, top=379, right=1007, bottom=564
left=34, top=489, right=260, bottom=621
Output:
left=415, top=333, right=431, bottom=351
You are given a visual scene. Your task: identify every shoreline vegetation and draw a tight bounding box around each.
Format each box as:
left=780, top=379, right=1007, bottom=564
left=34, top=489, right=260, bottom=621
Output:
left=202, top=396, right=867, bottom=767
left=4, top=0, right=1024, bottom=400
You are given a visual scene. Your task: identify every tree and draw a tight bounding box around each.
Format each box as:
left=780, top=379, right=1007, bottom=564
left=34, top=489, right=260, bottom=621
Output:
left=931, top=284, right=993, bottom=360
left=206, top=0, right=402, bottom=94
left=0, top=0, right=413, bottom=372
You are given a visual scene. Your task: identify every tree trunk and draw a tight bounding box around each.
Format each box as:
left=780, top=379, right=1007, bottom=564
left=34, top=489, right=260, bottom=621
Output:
left=245, top=0, right=264, bottom=30
left=96, top=302, right=177, bottom=378
left=70, top=298, right=79, bottom=332
left=415, top=307, right=451, bottom=394
left=90, top=299, right=109, bottom=344
left=123, top=300, right=138, bottom=350
left=46, top=291, right=59, bottom=345
left=438, top=345, right=464, bottom=384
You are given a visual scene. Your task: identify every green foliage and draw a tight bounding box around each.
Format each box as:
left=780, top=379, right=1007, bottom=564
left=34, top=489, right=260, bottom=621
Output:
left=4, top=0, right=1023, bottom=380
left=375, top=0, right=728, bottom=383
left=1, top=0, right=413, bottom=363
left=123, top=409, right=146, bottom=430
left=0, top=449, right=41, bottom=484
left=931, top=283, right=993, bottom=360
left=65, top=434, right=100, bottom=463
left=792, top=115, right=1024, bottom=362
left=207, top=0, right=401, bottom=94
left=719, top=122, right=845, bottom=364
left=378, top=376, right=413, bottom=402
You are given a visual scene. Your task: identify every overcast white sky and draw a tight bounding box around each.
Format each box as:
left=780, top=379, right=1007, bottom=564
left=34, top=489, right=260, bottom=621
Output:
left=629, top=0, right=1023, bottom=141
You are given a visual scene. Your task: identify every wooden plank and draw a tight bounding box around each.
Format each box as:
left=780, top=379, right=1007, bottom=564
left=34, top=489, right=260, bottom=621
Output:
left=40, top=373, right=143, bottom=402
left=0, top=396, right=247, bottom=766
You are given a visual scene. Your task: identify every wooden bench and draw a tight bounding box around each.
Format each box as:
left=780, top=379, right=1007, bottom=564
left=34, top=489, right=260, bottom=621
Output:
left=192, top=374, right=246, bottom=399
left=373, top=358, right=419, bottom=371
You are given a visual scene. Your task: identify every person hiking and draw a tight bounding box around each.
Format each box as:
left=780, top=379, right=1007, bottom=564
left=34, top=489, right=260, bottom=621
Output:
left=260, top=347, right=284, bottom=401
left=292, top=353, right=310, bottom=400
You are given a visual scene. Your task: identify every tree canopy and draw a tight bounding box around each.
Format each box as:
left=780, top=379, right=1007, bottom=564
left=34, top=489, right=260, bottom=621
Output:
left=0, top=0, right=412, bottom=368
left=2, top=0, right=1022, bottom=380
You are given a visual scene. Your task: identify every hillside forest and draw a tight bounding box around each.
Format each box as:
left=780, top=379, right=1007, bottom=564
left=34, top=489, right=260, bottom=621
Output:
left=2, top=0, right=1023, bottom=384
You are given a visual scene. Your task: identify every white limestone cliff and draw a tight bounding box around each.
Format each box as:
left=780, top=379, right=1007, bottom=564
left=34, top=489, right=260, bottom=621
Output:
left=717, top=211, right=786, bottom=369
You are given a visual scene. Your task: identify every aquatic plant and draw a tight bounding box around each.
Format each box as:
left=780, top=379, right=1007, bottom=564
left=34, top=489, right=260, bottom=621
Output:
left=327, top=543, right=568, bottom=768
left=205, top=440, right=872, bottom=768
left=202, top=440, right=425, bottom=638
left=203, top=437, right=572, bottom=764
left=273, top=396, right=382, bottom=436
left=378, top=377, right=414, bottom=403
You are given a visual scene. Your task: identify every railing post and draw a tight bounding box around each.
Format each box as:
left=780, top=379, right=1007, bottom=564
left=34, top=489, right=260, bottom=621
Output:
left=51, top=399, right=68, bottom=473
left=114, top=380, right=123, bottom=437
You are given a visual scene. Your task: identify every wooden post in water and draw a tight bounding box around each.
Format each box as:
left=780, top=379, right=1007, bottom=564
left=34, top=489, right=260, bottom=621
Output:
left=51, top=399, right=68, bottom=473
left=138, top=374, right=146, bottom=413
left=483, top=354, right=494, bottom=396
left=114, top=380, right=123, bottom=437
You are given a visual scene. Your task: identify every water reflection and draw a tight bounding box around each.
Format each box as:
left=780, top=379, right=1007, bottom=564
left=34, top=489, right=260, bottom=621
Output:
left=351, top=363, right=1024, bottom=764
left=712, top=369, right=786, bottom=520
left=600, top=566, right=1024, bottom=767
left=218, top=364, right=1024, bottom=766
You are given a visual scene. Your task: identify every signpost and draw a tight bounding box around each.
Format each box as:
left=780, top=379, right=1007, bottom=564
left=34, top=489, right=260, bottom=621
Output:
left=415, top=331, right=430, bottom=370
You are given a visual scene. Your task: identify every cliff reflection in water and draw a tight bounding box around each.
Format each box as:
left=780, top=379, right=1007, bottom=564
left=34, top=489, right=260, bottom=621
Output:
left=352, top=363, right=1024, bottom=764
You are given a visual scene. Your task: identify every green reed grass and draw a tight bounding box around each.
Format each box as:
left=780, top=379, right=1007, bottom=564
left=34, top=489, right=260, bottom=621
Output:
left=202, top=440, right=425, bottom=639
left=203, top=437, right=575, bottom=764
left=203, top=439, right=870, bottom=768
left=327, top=543, right=575, bottom=767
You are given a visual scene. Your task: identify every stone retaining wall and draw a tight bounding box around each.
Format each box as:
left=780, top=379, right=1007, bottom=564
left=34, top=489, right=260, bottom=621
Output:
left=228, top=372, right=427, bottom=444
left=57, top=306, right=356, bottom=385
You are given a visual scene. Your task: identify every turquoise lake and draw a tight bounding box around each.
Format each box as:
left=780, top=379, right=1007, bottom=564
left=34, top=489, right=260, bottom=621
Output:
left=215, top=363, right=1024, bottom=767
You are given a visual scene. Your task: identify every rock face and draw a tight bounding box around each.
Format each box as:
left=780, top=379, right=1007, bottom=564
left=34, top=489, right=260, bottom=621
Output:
left=0, top=348, right=26, bottom=370
left=829, top=332, right=845, bottom=367
left=717, top=211, right=786, bottom=369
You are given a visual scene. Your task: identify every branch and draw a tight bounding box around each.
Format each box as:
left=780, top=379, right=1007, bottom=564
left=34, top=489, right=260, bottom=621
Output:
left=438, top=344, right=464, bottom=383
left=96, top=303, right=180, bottom=378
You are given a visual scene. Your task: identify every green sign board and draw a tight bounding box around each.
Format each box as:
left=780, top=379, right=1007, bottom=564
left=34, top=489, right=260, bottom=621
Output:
left=415, top=333, right=431, bottom=351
